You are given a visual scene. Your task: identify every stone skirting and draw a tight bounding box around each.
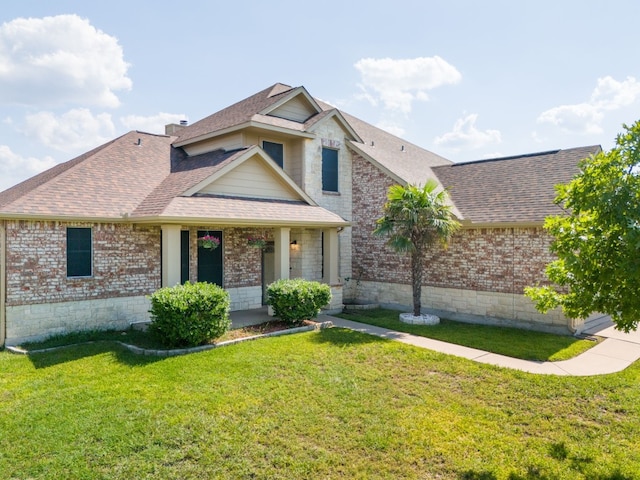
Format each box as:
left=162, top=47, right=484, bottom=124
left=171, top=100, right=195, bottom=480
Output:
left=5, top=295, right=152, bottom=345
left=227, top=285, right=263, bottom=311
left=356, top=280, right=575, bottom=334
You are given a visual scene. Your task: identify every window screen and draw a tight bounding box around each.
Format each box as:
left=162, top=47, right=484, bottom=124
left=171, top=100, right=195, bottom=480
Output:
left=262, top=141, right=284, bottom=168
left=67, top=227, right=92, bottom=277
left=322, top=148, right=338, bottom=192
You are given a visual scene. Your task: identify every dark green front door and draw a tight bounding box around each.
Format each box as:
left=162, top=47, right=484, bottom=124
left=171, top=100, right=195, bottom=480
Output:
left=197, top=230, right=223, bottom=286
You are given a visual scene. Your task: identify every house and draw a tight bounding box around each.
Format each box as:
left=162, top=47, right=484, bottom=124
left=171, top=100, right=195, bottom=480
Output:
left=0, top=83, right=600, bottom=346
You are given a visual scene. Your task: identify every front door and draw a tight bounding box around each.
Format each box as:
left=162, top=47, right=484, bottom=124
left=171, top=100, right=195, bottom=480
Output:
left=197, top=230, right=223, bottom=286
left=262, top=242, right=275, bottom=304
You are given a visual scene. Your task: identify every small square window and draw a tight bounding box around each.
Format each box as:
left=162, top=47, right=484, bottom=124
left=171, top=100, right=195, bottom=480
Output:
left=322, top=147, right=338, bottom=192
left=262, top=141, right=284, bottom=168
left=67, top=227, right=92, bottom=277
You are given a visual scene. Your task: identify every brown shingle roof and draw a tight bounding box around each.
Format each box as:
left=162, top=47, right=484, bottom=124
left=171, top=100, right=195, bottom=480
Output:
left=158, top=195, right=347, bottom=226
left=432, top=146, right=601, bottom=224
left=0, top=131, right=172, bottom=219
left=340, top=110, right=452, bottom=185
left=174, top=83, right=297, bottom=145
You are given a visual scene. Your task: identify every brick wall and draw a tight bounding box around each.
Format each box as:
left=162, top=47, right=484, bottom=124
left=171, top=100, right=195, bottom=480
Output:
left=5, top=220, right=160, bottom=306
left=351, top=153, right=556, bottom=295
left=185, top=226, right=266, bottom=289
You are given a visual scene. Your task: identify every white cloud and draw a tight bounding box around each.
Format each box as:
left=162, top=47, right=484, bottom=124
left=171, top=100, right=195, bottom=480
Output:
left=0, top=145, right=57, bottom=191
left=120, top=112, right=187, bottom=135
left=375, top=121, right=405, bottom=138
left=537, top=76, right=640, bottom=135
left=22, top=108, right=115, bottom=153
left=354, top=56, right=462, bottom=114
left=0, top=14, right=131, bottom=108
left=537, top=103, right=603, bottom=135
left=590, top=76, right=640, bottom=111
left=434, top=114, right=501, bottom=151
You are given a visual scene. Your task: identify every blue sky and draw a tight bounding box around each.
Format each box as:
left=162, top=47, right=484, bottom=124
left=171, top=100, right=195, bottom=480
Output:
left=1, top=0, right=639, bottom=190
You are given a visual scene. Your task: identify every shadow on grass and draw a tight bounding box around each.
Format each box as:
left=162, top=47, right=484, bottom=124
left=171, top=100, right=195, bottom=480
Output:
left=459, top=469, right=632, bottom=480
left=25, top=341, right=166, bottom=369
left=310, top=326, right=389, bottom=346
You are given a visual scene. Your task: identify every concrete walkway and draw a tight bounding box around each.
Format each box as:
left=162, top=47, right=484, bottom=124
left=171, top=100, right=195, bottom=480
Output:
left=323, top=314, right=640, bottom=376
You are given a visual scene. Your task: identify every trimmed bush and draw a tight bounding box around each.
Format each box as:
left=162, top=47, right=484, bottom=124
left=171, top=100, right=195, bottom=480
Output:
left=148, top=282, right=231, bottom=347
left=267, top=278, right=331, bottom=325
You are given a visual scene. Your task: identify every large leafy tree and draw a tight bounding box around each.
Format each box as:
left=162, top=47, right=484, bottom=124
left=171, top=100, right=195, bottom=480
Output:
left=526, top=120, right=640, bottom=332
left=374, top=180, right=460, bottom=317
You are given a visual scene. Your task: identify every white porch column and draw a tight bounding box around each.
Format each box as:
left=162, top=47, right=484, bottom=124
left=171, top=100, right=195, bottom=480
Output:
left=274, top=227, right=290, bottom=280
left=323, top=227, right=339, bottom=285
left=161, top=224, right=182, bottom=287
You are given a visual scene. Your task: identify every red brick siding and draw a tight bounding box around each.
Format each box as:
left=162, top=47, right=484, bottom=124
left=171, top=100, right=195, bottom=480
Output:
left=6, top=221, right=160, bottom=306
left=351, top=154, right=555, bottom=294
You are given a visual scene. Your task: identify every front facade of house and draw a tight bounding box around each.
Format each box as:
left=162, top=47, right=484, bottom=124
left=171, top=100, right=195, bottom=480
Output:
left=0, top=83, right=601, bottom=345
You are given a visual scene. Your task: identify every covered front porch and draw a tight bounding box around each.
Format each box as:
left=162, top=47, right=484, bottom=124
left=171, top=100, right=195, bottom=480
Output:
left=160, top=224, right=345, bottom=312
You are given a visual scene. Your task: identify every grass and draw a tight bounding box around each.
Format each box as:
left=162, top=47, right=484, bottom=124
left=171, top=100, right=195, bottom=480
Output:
left=1, top=328, right=639, bottom=479
left=337, top=308, right=598, bottom=361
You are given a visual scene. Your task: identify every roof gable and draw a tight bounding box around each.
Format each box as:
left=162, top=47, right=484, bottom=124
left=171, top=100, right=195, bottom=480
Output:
left=184, top=147, right=312, bottom=203
left=261, top=87, right=322, bottom=123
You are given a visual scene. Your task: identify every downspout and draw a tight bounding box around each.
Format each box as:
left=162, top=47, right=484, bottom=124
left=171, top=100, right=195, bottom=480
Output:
left=0, top=221, right=6, bottom=347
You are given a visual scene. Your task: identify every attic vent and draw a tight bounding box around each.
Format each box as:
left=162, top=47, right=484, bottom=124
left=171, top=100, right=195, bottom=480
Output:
left=180, top=120, right=188, bottom=126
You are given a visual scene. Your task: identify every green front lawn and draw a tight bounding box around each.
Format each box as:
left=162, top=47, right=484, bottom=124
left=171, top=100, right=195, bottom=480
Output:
left=337, top=308, right=597, bottom=361
left=1, top=328, right=639, bottom=479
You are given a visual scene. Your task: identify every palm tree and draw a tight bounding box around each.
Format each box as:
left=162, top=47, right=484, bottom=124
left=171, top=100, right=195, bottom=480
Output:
left=374, top=180, right=460, bottom=317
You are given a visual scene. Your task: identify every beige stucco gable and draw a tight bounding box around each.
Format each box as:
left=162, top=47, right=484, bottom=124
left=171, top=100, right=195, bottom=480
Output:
left=183, top=146, right=317, bottom=204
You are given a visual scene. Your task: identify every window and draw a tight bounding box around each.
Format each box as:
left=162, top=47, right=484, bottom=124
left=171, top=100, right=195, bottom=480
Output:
left=262, top=141, right=284, bottom=168
left=322, top=147, right=338, bottom=192
left=180, top=230, right=190, bottom=284
left=67, top=227, right=92, bottom=277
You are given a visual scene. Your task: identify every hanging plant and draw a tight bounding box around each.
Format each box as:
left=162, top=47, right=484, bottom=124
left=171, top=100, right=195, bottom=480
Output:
left=198, top=234, right=220, bottom=250
left=247, top=236, right=267, bottom=249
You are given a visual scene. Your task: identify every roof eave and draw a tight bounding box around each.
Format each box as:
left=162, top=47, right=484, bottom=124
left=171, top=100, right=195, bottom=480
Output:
left=173, top=121, right=315, bottom=148
left=131, top=215, right=350, bottom=228
left=0, top=213, right=132, bottom=223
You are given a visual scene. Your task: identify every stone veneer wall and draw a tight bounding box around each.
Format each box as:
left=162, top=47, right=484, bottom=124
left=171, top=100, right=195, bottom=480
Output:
left=351, top=153, right=571, bottom=330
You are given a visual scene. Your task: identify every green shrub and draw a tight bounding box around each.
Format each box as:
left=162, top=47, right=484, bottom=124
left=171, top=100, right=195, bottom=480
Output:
left=267, top=278, right=331, bottom=325
left=148, top=282, right=231, bottom=347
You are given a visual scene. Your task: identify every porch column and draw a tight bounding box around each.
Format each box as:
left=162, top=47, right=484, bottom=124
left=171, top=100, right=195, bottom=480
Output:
left=323, top=227, right=339, bottom=285
left=274, top=227, right=290, bottom=280
left=161, top=224, right=182, bottom=287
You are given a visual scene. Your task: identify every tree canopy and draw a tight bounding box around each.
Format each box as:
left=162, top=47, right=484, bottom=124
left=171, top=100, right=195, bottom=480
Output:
left=525, top=120, right=640, bottom=332
left=374, top=180, right=460, bottom=317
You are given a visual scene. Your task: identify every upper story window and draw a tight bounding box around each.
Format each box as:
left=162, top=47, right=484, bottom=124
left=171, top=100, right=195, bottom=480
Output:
left=322, top=147, right=339, bottom=192
left=262, top=141, right=284, bottom=168
left=67, top=227, right=92, bottom=277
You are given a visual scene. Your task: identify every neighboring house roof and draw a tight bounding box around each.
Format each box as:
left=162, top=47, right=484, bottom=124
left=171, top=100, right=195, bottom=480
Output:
left=432, top=145, right=601, bottom=225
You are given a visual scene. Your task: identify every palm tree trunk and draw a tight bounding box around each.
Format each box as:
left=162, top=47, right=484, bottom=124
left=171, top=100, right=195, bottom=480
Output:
left=411, top=250, right=423, bottom=316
